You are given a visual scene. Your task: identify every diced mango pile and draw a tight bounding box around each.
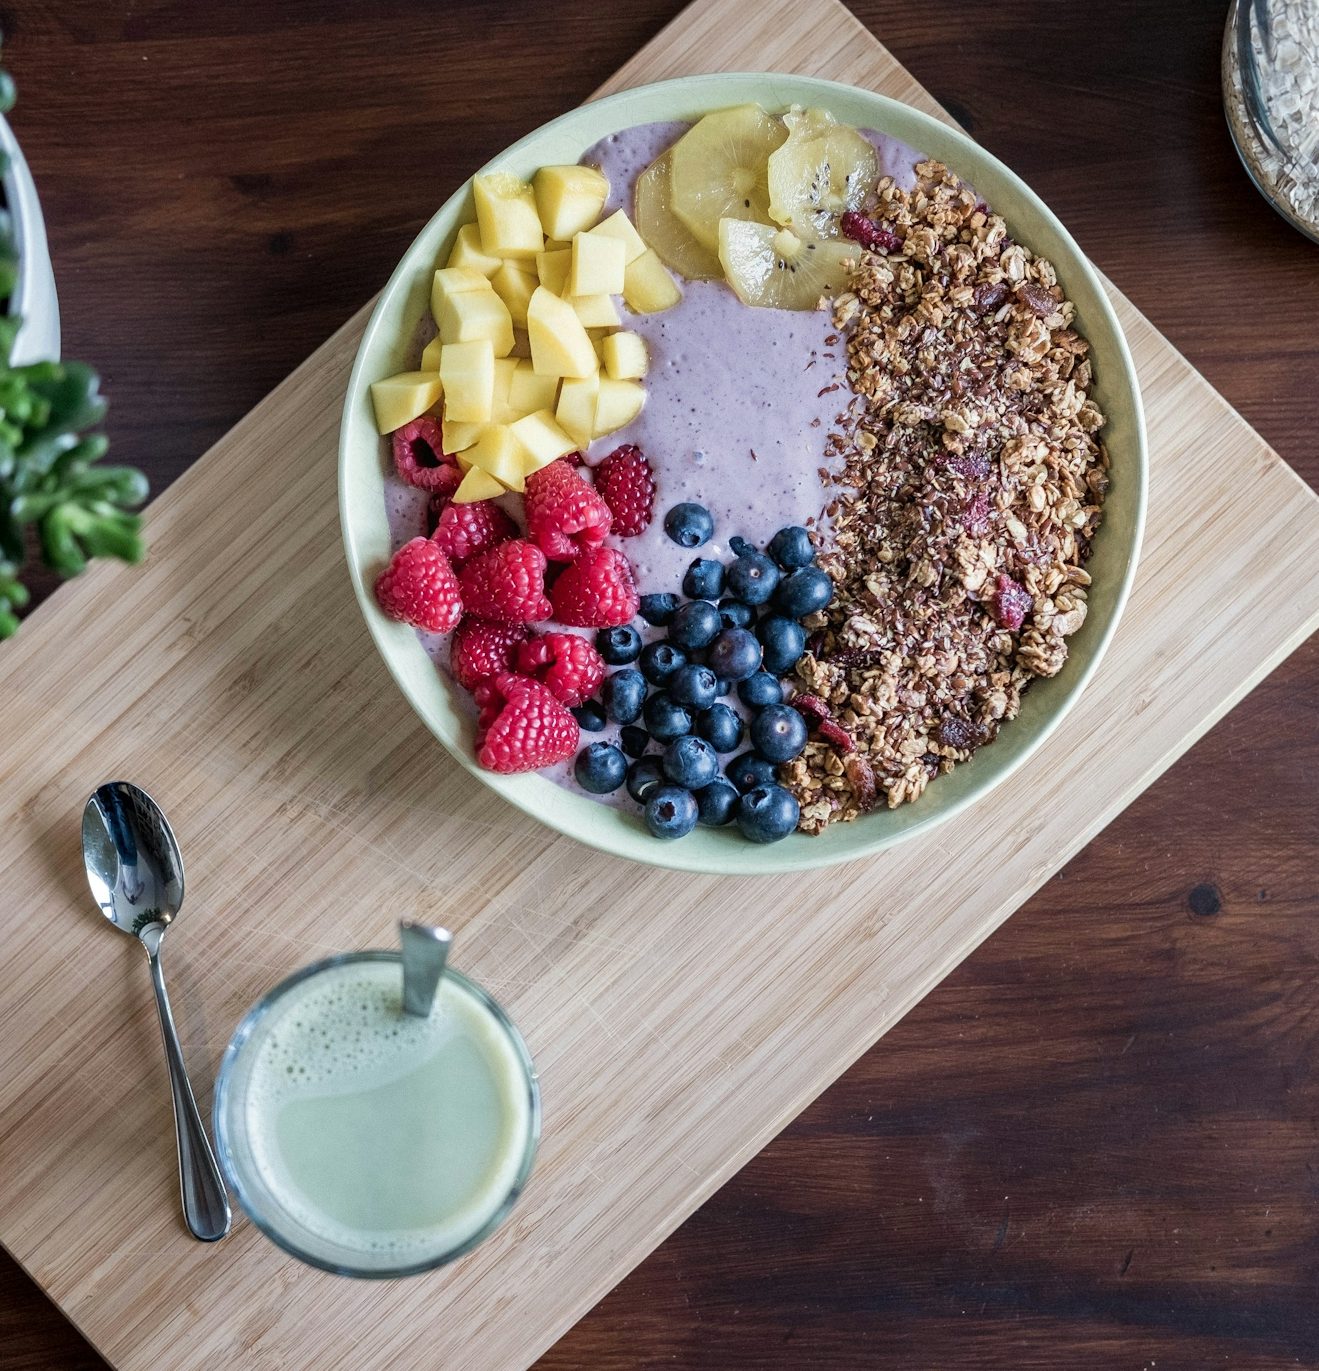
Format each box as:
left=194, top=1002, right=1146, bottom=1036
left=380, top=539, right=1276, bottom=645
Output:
left=370, top=163, right=682, bottom=504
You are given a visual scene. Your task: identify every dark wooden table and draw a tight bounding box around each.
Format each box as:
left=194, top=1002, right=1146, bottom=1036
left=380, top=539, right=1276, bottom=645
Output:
left=4, top=2, right=1318, bottom=1367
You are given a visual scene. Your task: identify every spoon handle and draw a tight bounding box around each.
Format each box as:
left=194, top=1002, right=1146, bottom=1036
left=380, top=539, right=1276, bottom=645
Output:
left=146, top=948, right=232, bottom=1242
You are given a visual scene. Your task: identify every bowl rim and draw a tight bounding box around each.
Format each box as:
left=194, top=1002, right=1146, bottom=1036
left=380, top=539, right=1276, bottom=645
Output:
left=338, top=72, right=1147, bottom=876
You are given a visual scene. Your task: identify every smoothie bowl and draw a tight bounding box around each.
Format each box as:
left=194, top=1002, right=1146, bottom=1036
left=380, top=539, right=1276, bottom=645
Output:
left=339, top=74, right=1145, bottom=874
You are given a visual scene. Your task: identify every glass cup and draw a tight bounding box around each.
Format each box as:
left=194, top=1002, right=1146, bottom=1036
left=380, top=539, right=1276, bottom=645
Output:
left=214, top=951, right=540, bottom=1278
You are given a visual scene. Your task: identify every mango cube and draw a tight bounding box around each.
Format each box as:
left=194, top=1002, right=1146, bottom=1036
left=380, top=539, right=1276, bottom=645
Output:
left=527, top=286, right=598, bottom=379
left=623, top=250, right=682, bottom=314
left=442, top=414, right=484, bottom=453
left=473, top=173, right=543, bottom=259
left=509, top=410, right=577, bottom=471
left=369, top=371, right=444, bottom=435
left=437, top=289, right=514, bottom=357
left=556, top=374, right=600, bottom=448
left=445, top=222, right=502, bottom=277
left=535, top=247, right=572, bottom=296
left=419, top=335, right=445, bottom=373
left=464, top=424, right=526, bottom=493
left=490, top=357, right=521, bottom=423
left=588, top=209, right=648, bottom=265
left=430, top=266, right=490, bottom=326
left=569, top=294, right=621, bottom=329
left=569, top=231, right=626, bottom=296
left=453, top=465, right=505, bottom=504
left=594, top=378, right=646, bottom=437
left=490, top=261, right=538, bottom=329
left=533, top=165, right=609, bottom=240
left=601, top=330, right=648, bottom=379
left=439, top=340, right=495, bottom=423
left=508, top=359, right=559, bottom=415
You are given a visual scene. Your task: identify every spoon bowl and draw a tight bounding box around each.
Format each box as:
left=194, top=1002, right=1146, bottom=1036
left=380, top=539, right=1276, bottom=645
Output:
left=82, top=781, right=231, bottom=1242
left=83, top=782, right=184, bottom=940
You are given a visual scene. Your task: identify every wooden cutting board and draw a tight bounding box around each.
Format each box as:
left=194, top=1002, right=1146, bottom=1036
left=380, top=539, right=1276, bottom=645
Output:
left=3, top=1, right=1318, bottom=1367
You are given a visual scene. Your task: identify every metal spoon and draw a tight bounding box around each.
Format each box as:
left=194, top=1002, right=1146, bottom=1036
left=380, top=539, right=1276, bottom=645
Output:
left=399, top=919, right=452, bottom=1017
left=82, top=782, right=232, bottom=1242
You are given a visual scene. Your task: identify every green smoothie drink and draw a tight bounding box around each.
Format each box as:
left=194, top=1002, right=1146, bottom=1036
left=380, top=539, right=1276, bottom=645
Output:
left=214, top=952, right=538, bottom=1276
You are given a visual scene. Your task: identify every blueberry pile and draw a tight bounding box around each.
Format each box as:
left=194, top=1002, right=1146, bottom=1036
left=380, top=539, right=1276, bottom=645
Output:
left=571, top=505, right=833, bottom=844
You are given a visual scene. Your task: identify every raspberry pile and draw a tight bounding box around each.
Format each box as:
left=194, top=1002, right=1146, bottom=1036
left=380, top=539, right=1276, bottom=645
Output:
left=569, top=502, right=834, bottom=844
left=374, top=445, right=651, bottom=774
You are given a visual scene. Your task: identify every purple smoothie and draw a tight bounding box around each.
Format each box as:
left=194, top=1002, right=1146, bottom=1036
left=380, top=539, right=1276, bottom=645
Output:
left=379, top=116, right=929, bottom=800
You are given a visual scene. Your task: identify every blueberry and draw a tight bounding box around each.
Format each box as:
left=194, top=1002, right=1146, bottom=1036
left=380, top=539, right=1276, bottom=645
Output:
left=767, top=525, right=815, bottom=569
left=727, top=750, right=777, bottom=793
left=707, top=627, right=763, bottom=682
left=574, top=742, right=628, bottom=794
left=595, top=625, right=642, bottom=665
left=728, top=535, right=757, bottom=557
left=773, top=566, right=834, bottom=618
left=717, top=598, right=754, bottom=630
left=756, top=615, right=807, bottom=673
left=571, top=700, right=606, bottom=731
left=640, top=640, right=687, bottom=686
left=750, top=703, right=809, bottom=763
left=643, top=691, right=693, bottom=741
left=736, top=783, right=801, bottom=843
left=640, top=592, right=679, bottom=626
left=683, top=558, right=726, bottom=600
left=738, top=671, right=784, bottom=708
left=669, top=663, right=718, bottom=710
left=714, top=677, right=733, bottom=698
left=626, top=756, right=665, bottom=803
left=696, top=703, right=744, bottom=753
left=664, top=502, right=714, bottom=549
left=668, top=600, right=721, bottom=650
left=644, top=784, right=700, bottom=840
left=695, top=779, right=740, bottom=827
left=662, top=735, right=719, bottom=789
left=601, top=668, right=646, bottom=724
left=619, top=724, right=651, bottom=759
left=726, top=551, right=781, bottom=606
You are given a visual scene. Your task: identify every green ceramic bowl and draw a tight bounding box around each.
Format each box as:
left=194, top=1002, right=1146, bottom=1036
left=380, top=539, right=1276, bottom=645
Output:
left=339, top=73, right=1146, bottom=875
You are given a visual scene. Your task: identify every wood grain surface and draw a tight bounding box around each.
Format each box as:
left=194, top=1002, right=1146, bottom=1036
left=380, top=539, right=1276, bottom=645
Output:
left=2, top=1, right=1318, bottom=1369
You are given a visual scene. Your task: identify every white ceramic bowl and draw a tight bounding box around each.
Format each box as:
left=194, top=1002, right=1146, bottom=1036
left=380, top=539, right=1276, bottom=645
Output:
left=339, top=74, right=1146, bottom=875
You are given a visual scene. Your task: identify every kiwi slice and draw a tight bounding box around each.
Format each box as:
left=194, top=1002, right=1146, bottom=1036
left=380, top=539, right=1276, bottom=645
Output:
left=635, top=151, right=723, bottom=280
left=669, top=105, right=787, bottom=252
left=717, top=218, right=860, bottom=311
left=767, top=106, right=878, bottom=240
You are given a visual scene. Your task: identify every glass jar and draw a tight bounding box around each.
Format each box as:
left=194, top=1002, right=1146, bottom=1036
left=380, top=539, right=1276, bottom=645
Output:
left=214, top=951, right=540, bottom=1278
left=1223, top=0, right=1319, bottom=243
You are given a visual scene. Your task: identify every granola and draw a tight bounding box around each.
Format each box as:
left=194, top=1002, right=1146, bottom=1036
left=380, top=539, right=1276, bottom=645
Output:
left=785, top=161, right=1108, bottom=833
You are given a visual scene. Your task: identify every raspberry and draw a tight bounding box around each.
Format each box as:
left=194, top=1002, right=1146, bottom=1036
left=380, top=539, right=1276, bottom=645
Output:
left=459, top=538, right=552, bottom=625
left=962, top=490, right=991, bottom=534
left=988, top=573, right=1032, bottom=631
left=524, top=459, right=612, bottom=562
left=473, top=671, right=580, bottom=774
left=432, top=498, right=516, bottom=568
left=391, top=416, right=461, bottom=494
left=946, top=449, right=991, bottom=482
left=549, top=546, right=639, bottom=629
left=840, top=211, right=902, bottom=254
left=374, top=537, right=462, bottom=633
left=593, top=444, right=656, bottom=537
left=516, top=632, right=607, bottom=706
left=450, top=618, right=528, bottom=692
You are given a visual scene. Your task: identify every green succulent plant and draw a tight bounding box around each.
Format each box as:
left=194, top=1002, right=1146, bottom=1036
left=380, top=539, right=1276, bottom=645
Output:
left=0, top=47, right=146, bottom=638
